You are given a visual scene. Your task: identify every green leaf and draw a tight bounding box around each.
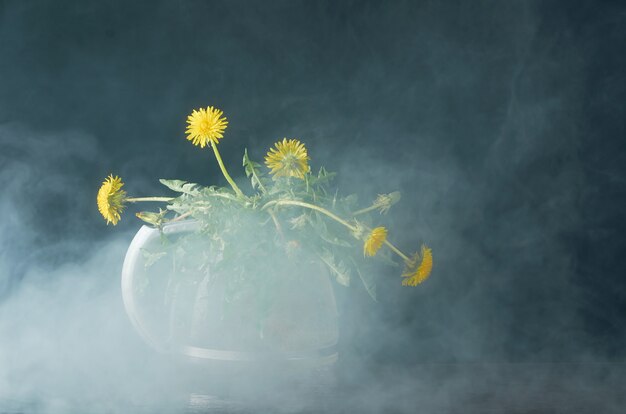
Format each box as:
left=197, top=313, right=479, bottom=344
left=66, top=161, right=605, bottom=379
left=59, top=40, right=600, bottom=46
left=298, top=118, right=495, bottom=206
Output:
left=166, top=200, right=189, bottom=215
left=304, top=167, right=336, bottom=193
left=159, top=179, right=200, bottom=196
left=242, top=149, right=268, bottom=193
left=340, top=194, right=359, bottom=210
left=289, top=213, right=308, bottom=230
left=140, top=248, right=167, bottom=268
left=309, top=214, right=353, bottom=247
left=317, top=167, right=336, bottom=183
left=199, top=186, right=241, bottom=203
left=319, top=249, right=351, bottom=287
left=351, top=258, right=377, bottom=301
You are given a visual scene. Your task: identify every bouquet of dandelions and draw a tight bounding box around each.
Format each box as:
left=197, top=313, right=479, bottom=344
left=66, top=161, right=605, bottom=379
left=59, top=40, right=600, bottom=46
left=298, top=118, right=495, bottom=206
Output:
left=97, top=106, right=433, bottom=301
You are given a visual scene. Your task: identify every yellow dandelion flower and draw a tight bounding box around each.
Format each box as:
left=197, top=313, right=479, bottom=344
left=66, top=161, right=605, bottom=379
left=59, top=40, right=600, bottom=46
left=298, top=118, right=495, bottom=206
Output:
left=265, top=138, right=310, bottom=179
left=97, top=174, right=127, bottom=225
left=185, top=106, right=228, bottom=148
left=363, top=226, right=388, bottom=257
left=401, top=245, right=433, bottom=286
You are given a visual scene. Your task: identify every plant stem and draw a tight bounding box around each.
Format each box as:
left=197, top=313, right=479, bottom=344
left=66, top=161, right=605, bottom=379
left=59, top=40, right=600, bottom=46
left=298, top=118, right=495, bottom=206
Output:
left=211, top=142, right=245, bottom=198
left=126, top=197, right=174, bottom=203
left=267, top=209, right=286, bottom=243
left=262, top=199, right=357, bottom=232
left=352, top=204, right=379, bottom=216
left=263, top=198, right=413, bottom=263
left=383, top=240, right=411, bottom=262
left=170, top=211, right=192, bottom=223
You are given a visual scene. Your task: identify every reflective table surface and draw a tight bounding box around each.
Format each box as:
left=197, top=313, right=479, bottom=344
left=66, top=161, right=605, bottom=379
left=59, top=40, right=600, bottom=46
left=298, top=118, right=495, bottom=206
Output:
left=2, top=363, right=625, bottom=414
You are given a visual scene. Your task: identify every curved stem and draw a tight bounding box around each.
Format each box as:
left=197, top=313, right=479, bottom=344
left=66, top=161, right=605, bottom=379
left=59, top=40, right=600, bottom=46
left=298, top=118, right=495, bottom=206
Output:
left=262, top=199, right=357, bottom=232
left=126, top=197, right=174, bottom=203
left=211, top=142, right=245, bottom=198
left=264, top=198, right=412, bottom=262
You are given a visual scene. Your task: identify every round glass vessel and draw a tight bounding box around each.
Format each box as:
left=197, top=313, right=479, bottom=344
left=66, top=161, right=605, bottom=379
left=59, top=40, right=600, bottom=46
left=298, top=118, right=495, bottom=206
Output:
left=121, top=220, right=339, bottom=367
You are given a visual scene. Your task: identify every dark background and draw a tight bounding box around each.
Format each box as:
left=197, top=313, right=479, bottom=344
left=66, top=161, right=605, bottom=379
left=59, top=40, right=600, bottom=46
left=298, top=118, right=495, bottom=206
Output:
left=1, top=0, right=626, bottom=411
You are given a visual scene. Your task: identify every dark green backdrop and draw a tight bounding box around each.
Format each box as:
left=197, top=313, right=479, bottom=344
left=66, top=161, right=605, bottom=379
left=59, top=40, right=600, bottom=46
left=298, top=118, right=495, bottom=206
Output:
left=1, top=0, right=625, bottom=365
